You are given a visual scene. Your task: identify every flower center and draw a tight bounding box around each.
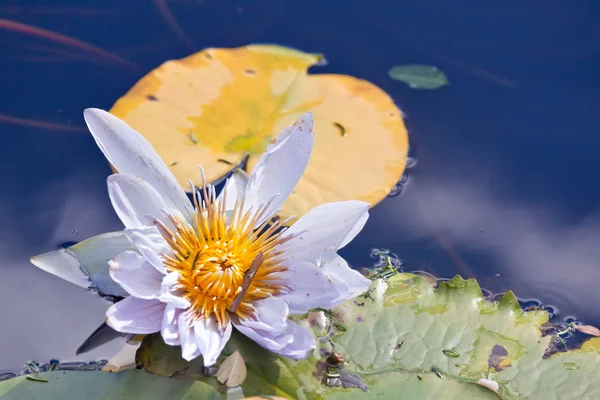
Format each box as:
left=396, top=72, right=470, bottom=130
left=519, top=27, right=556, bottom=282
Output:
left=155, top=182, right=290, bottom=328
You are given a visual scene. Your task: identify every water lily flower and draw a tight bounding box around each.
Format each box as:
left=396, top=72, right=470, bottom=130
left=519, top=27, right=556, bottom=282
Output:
left=31, top=109, right=371, bottom=366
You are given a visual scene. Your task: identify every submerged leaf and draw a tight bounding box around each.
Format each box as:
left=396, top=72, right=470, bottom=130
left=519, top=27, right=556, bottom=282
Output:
left=388, top=64, right=449, bottom=90
left=109, top=44, right=409, bottom=221
left=216, top=350, right=247, bottom=388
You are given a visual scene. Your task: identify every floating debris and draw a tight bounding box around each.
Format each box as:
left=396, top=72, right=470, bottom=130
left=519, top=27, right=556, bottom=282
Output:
left=442, top=349, right=460, bottom=358
left=488, top=345, right=509, bottom=372
left=369, top=248, right=403, bottom=280
left=1, top=359, right=110, bottom=382
left=188, top=131, right=198, bottom=144
left=476, top=378, right=499, bottom=393
left=26, top=375, right=48, bottom=383
left=216, top=350, right=247, bottom=388
left=562, top=362, right=580, bottom=371
left=575, top=324, right=600, bottom=337
left=388, top=64, right=449, bottom=90
left=333, top=122, right=347, bottom=137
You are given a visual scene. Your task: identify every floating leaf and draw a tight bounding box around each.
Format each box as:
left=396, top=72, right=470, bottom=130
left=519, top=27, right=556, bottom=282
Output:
left=216, top=350, right=247, bottom=388
left=574, top=324, right=600, bottom=337
left=109, top=44, right=409, bottom=221
left=0, top=370, right=221, bottom=399
left=135, top=273, right=600, bottom=398
left=14, top=272, right=600, bottom=398
left=388, top=64, right=449, bottom=90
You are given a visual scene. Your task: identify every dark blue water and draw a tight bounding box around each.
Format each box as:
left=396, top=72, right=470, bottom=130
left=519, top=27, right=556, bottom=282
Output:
left=1, top=0, right=600, bottom=373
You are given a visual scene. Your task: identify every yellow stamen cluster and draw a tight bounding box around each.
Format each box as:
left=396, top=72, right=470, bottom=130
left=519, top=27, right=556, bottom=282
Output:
left=155, top=182, right=290, bottom=328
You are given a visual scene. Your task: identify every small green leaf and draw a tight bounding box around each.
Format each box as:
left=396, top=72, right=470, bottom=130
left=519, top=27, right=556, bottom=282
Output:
left=388, top=64, right=449, bottom=90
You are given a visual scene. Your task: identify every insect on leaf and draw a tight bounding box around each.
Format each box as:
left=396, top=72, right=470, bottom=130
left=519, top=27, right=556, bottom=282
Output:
left=216, top=350, right=247, bottom=388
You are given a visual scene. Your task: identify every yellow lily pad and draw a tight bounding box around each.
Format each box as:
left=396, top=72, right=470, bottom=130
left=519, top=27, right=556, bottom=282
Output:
left=109, top=44, right=408, bottom=220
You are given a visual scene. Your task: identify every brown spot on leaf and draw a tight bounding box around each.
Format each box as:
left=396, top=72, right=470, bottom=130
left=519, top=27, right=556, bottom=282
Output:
left=488, top=344, right=510, bottom=372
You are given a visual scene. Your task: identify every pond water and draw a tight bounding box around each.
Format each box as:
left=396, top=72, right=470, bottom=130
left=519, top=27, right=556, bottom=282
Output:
left=1, top=0, right=599, bottom=376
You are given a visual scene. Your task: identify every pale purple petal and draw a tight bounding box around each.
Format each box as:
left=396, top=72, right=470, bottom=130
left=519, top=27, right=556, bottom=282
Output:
left=233, top=318, right=315, bottom=359
left=233, top=317, right=291, bottom=352
left=161, top=304, right=182, bottom=346
left=320, top=252, right=372, bottom=306
left=106, top=297, right=165, bottom=334
left=107, top=174, right=175, bottom=230
left=270, top=320, right=315, bottom=360
left=83, top=108, right=194, bottom=224
left=178, top=313, right=201, bottom=361
left=159, top=271, right=190, bottom=309
left=278, top=261, right=359, bottom=314
left=280, top=201, right=370, bottom=265
left=241, top=296, right=288, bottom=333
left=194, top=316, right=232, bottom=366
left=108, top=251, right=162, bottom=299
left=124, top=226, right=171, bottom=274
left=30, top=231, right=133, bottom=297
left=218, top=169, right=249, bottom=213
left=244, top=113, right=314, bottom=223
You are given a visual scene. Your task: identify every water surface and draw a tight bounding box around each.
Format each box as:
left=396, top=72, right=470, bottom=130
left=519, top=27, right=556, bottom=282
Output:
left=1, top=0, right=599, bottom=374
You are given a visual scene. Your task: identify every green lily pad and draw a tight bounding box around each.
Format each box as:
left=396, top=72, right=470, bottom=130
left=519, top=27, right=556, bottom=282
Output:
left=388, top=65, right=449, bottom=90
left=0, top=370, right=221, bottom=399
left=135, top=273, right=600, bottom=399
left=8, top=273, right=600, bottom=399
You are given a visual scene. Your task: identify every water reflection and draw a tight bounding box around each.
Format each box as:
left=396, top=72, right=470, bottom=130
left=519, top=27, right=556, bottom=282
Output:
left=369, top=165, right=600, bottom=324
left=0, top=150, right=127, bottom=373
left=1, top=0, right=599, bottom=378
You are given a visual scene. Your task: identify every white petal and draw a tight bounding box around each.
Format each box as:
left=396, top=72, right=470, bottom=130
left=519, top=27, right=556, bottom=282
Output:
left=106, top=297, right=165, bottom=334
left=107, top=174, right=175, bottom=230
left=194, top=316, right=232, bottom=366
left=244, top=113, right=314, bottom=223
left=161, top=304, right=183, bottom=346
left=278, top=261, right=352, bottom=314
left=83, top=108, right=194, bottom=223
left=30, top=232, right=133, bottom=297
left=238, top=296, right=288, bottom=334
left=320, top=252, right=372, bottom=306
left=233, top=318, right=315, bottom=359
left=108, top=251, right=163, bottom=299
left=233, top=317, right=291, bottom=352
left=159, top=272, right=191, bottom=309
left=218, top=168, right=249, bottom=213
left=270, top=320, right=315, bottom=360
left=178, top=313, right=200, bottom=361
left=281, top=200, right=370, bottom=264
left=124, top=226, right=171, bottom=274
